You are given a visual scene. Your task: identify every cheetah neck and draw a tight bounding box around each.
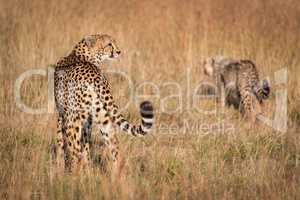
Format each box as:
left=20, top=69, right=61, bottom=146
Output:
left=56, top=50, right=105, bottom=72
left=55, top=51, right=86, bottom=71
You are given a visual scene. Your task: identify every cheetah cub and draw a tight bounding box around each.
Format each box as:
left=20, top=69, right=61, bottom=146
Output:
left=203, top=56, right=270, bottom=121
left=54, top=34, right=154, bottom=171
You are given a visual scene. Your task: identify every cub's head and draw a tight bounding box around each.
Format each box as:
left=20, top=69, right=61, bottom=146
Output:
left=73, top=34, right=121, bottom=66
left=203, top=57, right=215, bottom=77
left=203, top=56, right=237, bottom=77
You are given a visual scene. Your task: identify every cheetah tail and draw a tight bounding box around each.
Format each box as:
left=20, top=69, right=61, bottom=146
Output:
left=114, top=101, right=154, bottom=136
left=258, top=79, right=271, bottom=100
left=262, top=79, right=271, bottom=99
left=253, top=79, right=270, bottom=101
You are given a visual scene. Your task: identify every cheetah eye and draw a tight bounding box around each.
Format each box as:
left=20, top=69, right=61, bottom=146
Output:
left=108, top=43, right=112, bottom=46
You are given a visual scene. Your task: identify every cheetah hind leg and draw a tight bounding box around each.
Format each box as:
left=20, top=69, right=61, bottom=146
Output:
left=96, top=121, right=123, bottom=181
left=51, top=113, right=65, bottom=172
left=239, top=93, right=252, bottom=121
left=252, top=96, right=263, bottom=124
left=240, top=93, right=261, bottom=124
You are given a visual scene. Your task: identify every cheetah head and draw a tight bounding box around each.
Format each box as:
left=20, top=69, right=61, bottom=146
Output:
left=203, top=56, right=233, bottom=77
left=203, top=57, right=215, bottom=77
left=74, top=34, right=121, bottom=67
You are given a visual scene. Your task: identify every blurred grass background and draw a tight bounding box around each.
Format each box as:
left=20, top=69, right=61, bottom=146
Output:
left=0, top=0, right=299, bottom=199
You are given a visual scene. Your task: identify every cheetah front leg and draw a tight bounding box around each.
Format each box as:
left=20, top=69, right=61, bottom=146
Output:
left=220, top=84, right=226, bottom=108
left=216, top=74, right=226, bottom=108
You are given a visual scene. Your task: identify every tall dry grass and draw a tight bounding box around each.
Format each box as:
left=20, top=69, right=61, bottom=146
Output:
left=0, top=0, right=299, bottom=199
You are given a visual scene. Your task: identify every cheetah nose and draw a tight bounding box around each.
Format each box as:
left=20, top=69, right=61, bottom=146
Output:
left=116, top=50, right=121, bottom=55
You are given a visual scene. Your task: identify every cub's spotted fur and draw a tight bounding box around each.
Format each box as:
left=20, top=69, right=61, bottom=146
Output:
left=203, top=56, right=270, bottom=121
left=54, top=34, right=154, bottom=171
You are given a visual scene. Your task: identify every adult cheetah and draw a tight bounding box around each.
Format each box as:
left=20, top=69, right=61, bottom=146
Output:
left=203, top=56, right=270, bottom=121
left=54, top=34, right=154, bottom=171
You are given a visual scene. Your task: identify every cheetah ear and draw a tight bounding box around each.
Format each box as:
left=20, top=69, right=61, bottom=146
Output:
left=83, top=35, right=96, bottom=47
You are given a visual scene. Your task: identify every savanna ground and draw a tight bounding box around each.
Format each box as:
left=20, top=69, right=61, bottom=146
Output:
left=0, top=0, right=300, bottom=199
